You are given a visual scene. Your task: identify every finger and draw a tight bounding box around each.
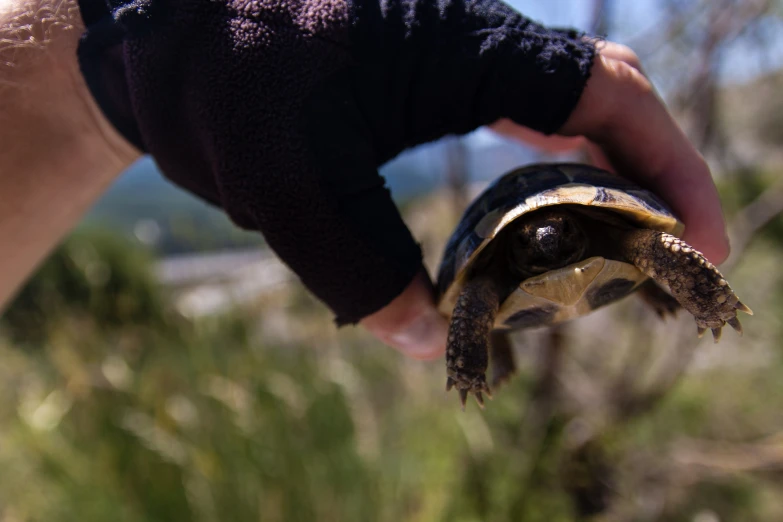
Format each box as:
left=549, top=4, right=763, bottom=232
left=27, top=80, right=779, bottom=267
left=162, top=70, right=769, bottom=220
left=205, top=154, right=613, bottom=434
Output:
left=585, top=141, right=612, bottom=171
left=490, top=119, right=587, bottom=153
left=360, top=271, right=448, bottom=360
left=491, top=43, right=644, bottom=157
left=592, top=41, right=645, bottom=74
left=559, top=53, right=730, bottom=263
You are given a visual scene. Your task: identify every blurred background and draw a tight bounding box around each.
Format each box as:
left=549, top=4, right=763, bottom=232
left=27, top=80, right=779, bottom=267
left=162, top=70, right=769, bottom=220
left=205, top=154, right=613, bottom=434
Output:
left=3, top=1, right=783, bottom=520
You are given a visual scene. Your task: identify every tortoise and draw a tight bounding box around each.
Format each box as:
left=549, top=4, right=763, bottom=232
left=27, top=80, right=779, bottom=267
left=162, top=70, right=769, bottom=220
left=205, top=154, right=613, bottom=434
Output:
left=436, top=163, right=751, bottom=408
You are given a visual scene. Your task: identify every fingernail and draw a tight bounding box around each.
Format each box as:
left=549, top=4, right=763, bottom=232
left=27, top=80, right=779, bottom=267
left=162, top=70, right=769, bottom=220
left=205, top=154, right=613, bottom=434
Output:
left=387, top=309, right=447, bottom=360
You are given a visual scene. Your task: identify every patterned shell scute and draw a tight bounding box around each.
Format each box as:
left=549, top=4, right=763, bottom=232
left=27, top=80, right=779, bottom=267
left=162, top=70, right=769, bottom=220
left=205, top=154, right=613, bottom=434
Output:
left=557, top=164, right=673, bottom=216
left=437, top=163, right=681, bottom=303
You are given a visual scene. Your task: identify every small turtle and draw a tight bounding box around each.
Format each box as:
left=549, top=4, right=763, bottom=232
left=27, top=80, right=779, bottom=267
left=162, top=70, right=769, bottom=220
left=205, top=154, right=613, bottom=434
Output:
left=436, top=163, right=751, bottom=408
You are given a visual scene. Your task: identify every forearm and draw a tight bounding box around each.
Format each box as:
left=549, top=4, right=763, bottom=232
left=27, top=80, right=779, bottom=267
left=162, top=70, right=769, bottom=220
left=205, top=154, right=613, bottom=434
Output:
left=0, top=0, right=140, bottom=309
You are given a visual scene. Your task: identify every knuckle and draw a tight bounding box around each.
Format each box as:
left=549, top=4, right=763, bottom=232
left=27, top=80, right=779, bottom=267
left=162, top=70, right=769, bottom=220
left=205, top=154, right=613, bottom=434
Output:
left=605, top=56, right=653, bottom=97
left=598, top=41, right=644, bottom=73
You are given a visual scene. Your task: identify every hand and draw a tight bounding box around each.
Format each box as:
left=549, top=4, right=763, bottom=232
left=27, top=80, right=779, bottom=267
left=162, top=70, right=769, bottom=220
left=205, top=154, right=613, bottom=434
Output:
left=365, top=41, right=728, bottom=360
left=494, top=41, right=729, bottom=263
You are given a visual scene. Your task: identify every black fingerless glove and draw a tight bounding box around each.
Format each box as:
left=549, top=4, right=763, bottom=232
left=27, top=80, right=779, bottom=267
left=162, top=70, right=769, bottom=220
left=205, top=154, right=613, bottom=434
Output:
left=77, top=0, right=596, bottom=324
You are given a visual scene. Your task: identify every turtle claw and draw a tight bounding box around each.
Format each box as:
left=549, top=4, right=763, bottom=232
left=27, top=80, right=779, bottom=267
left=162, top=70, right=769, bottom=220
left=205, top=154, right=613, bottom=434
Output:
left=697, top=326, right=707, bottom=338
left=459, top=389, right=469, bottom=410
left=449, top=373, right=492, bottom=410
left=711, top=327, right=722, bottom=343
left=735, top=301, right=753, bottom=315
left=728, top=317, right=743, bottom=336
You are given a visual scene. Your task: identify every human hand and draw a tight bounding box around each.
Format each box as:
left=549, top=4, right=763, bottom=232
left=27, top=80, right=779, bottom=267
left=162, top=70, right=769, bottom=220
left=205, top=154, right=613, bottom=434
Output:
left=492, top=41, right=729, bottom=263
left=365, top=41, right=728, bottom=360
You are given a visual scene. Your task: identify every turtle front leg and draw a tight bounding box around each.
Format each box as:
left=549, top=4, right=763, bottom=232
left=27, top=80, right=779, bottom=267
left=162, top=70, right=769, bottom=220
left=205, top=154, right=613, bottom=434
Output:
left=446, top=275, right=499, bottom=408
left=617, top=230, right=752, bottom=341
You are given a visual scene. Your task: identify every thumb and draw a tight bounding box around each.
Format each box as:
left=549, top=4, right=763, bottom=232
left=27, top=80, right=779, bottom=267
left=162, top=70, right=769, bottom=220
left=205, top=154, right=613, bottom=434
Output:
left=359, top=271, right=448, bottom=360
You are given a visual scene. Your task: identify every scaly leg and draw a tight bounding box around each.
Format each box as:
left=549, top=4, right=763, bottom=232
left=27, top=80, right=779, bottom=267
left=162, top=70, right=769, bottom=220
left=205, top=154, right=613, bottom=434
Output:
left=616, top=230, right=752, bottom=341
left=446, top=275, right=499, bottom=408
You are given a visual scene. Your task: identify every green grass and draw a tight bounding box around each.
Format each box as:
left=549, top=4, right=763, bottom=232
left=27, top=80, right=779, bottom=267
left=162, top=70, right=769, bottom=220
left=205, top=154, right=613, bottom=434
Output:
left=1, top=203, right=783, bottom=521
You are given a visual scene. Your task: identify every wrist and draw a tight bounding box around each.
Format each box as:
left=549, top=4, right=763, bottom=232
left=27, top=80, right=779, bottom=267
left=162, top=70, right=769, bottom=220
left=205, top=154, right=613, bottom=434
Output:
left=1, top=0, right=138, bottom=165
left=0, top=0, right=140, bottom=308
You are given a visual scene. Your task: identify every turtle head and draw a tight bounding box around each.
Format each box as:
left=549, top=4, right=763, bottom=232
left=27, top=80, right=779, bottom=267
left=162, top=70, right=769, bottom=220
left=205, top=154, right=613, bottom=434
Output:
left=510, top=210, right=587, bottom=276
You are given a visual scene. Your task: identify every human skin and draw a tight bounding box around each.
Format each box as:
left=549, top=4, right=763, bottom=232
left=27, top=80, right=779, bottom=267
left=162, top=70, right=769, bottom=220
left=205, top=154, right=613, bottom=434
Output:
left=0, top=0, right=141, bottom=308
left=0, top=1, right=728, bottom=358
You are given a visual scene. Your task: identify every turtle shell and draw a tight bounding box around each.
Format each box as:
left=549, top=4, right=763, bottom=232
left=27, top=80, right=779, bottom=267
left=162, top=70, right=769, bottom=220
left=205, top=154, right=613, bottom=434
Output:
left=436, top=163, right=684, bottom=329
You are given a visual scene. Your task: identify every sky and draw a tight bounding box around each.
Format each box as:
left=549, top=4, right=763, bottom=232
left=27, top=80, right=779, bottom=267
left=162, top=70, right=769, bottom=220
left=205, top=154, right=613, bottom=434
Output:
left=506, top=0, right=783, bottom=86
left=456, top=0, right=783, bottom=157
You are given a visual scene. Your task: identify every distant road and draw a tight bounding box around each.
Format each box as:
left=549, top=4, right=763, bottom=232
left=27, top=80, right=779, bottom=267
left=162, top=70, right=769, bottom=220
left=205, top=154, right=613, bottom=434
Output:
left=157, top=248, right=277, bottom=286
left=156, top=248, right=293, bottom=317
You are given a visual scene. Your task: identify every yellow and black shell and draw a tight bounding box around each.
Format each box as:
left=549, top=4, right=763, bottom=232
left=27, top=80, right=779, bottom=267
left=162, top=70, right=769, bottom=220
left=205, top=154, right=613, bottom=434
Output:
left=436, top=163, right=685, bottom=329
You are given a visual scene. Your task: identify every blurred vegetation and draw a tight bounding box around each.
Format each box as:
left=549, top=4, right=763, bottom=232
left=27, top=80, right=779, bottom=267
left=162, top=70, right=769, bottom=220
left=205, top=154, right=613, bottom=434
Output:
left=1, top=229, right=165, bottom=345
left=1, top=177, right=783, bottom=520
